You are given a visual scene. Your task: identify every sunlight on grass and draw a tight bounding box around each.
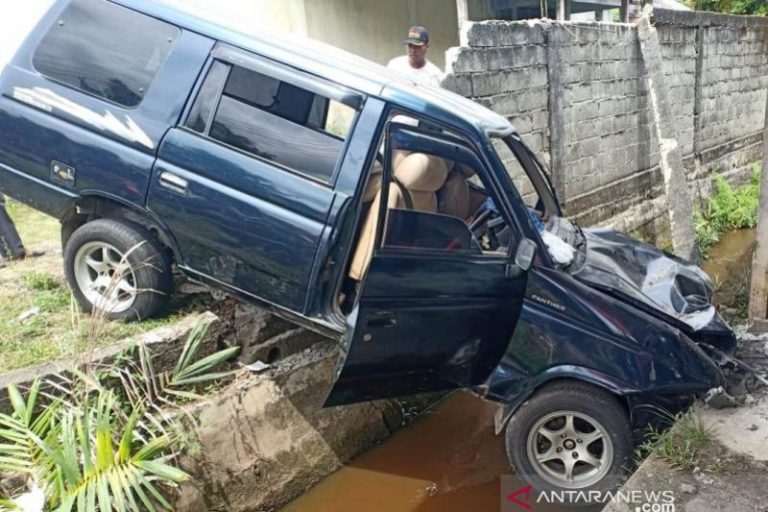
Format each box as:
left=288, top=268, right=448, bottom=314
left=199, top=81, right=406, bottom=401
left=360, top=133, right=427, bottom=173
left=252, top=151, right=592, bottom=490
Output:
left=0, top=200, right=213, bottom=373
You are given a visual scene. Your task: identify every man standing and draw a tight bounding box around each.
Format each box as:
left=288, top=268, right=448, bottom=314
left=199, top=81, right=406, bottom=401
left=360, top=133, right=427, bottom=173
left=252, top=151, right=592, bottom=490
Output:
left=0, top=196, right=25, bottom=265
left=387, top=26, right=444, bottom=87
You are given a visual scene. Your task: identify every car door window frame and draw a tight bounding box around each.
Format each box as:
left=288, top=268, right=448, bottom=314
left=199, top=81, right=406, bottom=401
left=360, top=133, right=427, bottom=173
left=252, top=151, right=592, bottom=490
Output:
left=374, top=118, right=519, bottom=261
left=179, top=44, right=365, bottom=187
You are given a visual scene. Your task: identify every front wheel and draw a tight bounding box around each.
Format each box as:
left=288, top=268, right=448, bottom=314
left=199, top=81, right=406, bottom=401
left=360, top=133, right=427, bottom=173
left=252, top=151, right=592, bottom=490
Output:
left=64, top=219, right=173, bottom=321
left=505, top=381, right=633, bottom=507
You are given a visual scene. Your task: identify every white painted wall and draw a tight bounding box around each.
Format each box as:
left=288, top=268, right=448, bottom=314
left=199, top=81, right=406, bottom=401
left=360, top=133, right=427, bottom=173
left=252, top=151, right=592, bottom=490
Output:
left=304, top=0, right=459, bottom=70
left=0, top=0, right=55, bottom=71
left=164, top=0, right=310, bottom=36
left=0, top=0, right=460, bottom=75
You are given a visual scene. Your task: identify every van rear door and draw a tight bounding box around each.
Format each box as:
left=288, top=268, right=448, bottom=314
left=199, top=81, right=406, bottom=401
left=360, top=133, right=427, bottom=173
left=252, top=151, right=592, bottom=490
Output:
left=147, top=45, right=364, bottom=316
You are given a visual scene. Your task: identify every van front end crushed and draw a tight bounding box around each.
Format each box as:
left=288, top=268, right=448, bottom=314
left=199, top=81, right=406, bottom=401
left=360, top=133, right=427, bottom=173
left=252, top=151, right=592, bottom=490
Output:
left=481, top=266, right=727, bottom=434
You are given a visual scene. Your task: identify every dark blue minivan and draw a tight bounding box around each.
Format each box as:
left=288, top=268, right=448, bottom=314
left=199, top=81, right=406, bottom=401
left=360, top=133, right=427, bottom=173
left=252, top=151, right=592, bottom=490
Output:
left=0, top=0, right=735, bottom=501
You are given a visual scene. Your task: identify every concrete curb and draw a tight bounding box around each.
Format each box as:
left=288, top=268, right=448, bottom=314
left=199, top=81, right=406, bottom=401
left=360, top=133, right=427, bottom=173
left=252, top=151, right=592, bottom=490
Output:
left=0, top=311, right=221, bottom=412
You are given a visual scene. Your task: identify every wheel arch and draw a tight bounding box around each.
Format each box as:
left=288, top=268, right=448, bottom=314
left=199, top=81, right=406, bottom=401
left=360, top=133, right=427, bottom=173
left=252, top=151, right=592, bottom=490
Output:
left=492, top=367, right=638, bottom=436
left=60, top=193, right=182, bottom=264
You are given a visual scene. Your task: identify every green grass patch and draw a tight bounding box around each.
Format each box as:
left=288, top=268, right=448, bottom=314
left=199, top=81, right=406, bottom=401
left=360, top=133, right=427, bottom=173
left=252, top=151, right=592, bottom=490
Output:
left=23, top=271, right=61, bottom=291
left=695, top=166, right=760, bottom=258
left=4, top=200, right=60, bottom=248
left=636, top=408, right=714, bottom=470
left=0, top=200, right=214, bottom=373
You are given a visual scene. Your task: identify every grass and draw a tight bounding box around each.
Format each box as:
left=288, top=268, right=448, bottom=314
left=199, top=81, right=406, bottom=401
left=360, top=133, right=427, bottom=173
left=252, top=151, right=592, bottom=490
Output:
left=0, top=201, right=212, bottom=373
left=695, top=166, right=761, bottom=258
left=636, top=408, right=714, bottom=470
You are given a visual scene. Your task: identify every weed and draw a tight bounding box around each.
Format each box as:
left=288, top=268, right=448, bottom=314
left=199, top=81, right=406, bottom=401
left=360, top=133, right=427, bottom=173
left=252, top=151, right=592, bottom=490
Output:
left=22, top=271, right=60, bottom=291
left=695, top=166, right=761, bottom=258
left=636, top=408, right=714, bottom=470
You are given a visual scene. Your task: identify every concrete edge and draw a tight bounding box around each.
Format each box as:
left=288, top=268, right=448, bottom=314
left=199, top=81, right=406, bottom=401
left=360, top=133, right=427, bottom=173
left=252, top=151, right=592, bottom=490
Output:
left=0, top=311, right=220, bottom=411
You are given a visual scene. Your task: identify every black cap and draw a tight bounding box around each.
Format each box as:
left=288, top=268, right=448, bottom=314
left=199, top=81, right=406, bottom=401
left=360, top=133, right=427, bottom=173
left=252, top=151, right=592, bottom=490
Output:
left=403, top=26, right=429, bottom=46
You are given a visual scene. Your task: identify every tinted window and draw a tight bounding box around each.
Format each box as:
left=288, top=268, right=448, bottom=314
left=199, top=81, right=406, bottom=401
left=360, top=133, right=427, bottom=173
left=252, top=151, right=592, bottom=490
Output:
left=187, top=61, right=229, bottom=133
left=188, top=62, right=356, bottom=183
left=33, top=0, right=178, bottom=108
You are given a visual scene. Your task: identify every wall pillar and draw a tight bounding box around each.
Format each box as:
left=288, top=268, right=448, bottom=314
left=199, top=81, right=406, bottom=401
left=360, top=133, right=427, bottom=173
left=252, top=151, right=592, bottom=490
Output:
left=638, top=7, right=700, bottom=262
left=547, top=24, right=567, bottom=206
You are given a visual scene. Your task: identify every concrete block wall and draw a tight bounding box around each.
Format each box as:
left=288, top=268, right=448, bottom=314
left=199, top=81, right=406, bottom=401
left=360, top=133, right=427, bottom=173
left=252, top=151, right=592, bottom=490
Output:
left=446, top=22, right=550, bottom=206
left=556, top=23, right=660, bottom=224
left=444, top=10, right=768, bottom=240
left=698, top=24, right=768, bottom=185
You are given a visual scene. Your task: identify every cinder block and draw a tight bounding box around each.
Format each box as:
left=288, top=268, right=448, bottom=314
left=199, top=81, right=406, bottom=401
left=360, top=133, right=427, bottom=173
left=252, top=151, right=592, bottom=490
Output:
left=471, top=72, right=503, bottom=97
left=441, top=73, right=473, bottom=97
left=446, top=47, right=487, bottom=73
left=466, top=22, right=499, bottom=47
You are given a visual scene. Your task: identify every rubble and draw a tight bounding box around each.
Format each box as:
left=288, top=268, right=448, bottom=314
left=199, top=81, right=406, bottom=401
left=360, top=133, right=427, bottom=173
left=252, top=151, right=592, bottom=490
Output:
left=680, top=483, right=698, bottom=495
left=704, top=387, right=739, bottom=409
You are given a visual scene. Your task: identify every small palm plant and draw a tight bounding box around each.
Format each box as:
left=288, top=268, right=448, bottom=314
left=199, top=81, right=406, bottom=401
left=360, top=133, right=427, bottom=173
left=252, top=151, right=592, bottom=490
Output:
left=0, top=321, right=239, bottom=511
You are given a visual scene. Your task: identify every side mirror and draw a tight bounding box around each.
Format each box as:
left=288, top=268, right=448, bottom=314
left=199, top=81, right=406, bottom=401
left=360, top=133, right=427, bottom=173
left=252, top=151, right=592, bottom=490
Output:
left=514, top=238, right=537, bottom=271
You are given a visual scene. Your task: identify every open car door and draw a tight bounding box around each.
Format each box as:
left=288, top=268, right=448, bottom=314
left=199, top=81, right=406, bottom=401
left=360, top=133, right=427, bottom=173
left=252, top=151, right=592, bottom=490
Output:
left=325, top=123, right=532, bottom=406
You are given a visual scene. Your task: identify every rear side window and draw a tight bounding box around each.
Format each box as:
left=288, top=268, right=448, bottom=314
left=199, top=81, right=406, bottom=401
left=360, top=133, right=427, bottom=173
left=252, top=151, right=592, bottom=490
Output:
left=186, top=61, right=357, bottom=183
left=32, top=0, right=178, bottom=108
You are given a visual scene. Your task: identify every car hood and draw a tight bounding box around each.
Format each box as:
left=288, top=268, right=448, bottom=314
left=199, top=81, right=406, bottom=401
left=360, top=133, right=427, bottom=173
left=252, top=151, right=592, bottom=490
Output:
left=571, top=228, right=734, bottom=351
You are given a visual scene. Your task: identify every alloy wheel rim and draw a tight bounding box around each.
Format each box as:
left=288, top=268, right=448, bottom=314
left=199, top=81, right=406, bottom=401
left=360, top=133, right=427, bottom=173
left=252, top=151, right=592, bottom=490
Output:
left=73, top=241, right=138, bottom=314
left=526, top=410, right=614, bottom=489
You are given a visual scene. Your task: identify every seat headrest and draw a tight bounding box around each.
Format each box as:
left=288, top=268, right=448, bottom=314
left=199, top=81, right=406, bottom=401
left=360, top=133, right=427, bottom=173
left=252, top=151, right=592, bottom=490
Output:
left=393, top=153, right=449, bottom=193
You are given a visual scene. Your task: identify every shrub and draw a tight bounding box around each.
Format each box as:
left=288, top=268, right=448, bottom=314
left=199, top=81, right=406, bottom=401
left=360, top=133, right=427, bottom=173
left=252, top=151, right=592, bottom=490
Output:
left=694, top=167, right=760, bottom=258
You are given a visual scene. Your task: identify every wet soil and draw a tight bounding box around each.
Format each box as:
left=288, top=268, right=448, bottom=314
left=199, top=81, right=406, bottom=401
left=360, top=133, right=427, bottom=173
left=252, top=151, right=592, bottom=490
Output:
left=280, top=392, right=599, bottom=512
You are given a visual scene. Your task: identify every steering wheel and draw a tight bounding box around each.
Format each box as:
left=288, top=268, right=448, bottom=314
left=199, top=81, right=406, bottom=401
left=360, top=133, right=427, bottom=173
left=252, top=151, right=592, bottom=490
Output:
left=468, top=202, right=507, bottom=251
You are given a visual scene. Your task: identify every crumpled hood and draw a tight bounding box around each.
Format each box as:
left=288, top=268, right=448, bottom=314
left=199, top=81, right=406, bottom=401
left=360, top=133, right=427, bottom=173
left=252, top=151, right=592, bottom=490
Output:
left=572, top=228, right=733, bottom=344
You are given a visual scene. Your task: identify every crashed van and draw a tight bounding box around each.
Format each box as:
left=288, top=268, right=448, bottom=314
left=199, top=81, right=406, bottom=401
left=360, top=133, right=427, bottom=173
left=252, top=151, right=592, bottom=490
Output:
left=0, top=0, right=735, bottom=498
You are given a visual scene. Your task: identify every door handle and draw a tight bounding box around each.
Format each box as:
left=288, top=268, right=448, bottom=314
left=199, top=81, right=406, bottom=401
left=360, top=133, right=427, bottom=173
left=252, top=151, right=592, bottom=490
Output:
left=366, top=312, right=397, bottom=328
left=159, top=172, right=188, bottom=194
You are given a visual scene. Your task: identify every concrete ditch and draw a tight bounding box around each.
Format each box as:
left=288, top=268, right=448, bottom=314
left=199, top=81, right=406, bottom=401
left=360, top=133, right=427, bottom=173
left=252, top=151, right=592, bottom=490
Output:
left=0, top=303, right=440, bottom=511
left=174, top=342, right=439, bottom=511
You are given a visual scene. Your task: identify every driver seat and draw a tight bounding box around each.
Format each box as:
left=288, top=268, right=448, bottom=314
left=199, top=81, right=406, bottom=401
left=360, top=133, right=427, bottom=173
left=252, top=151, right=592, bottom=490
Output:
left=348, top=152, right=449, bottom=281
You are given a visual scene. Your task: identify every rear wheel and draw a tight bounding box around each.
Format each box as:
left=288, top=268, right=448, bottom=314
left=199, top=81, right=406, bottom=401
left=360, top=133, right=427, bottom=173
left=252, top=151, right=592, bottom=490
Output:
left=64, top=219, right=172, bottom=321
left=505, top=381, right=633, bottom=507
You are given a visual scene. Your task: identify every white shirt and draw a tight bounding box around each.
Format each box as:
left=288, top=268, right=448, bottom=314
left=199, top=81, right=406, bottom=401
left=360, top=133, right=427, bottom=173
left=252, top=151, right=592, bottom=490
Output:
left=386, top=55, right=444, bottom=88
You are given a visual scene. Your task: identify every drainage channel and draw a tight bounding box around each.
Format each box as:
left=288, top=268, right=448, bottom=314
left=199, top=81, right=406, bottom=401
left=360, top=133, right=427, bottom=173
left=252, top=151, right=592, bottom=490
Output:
left=280, top=392, right=600, bottom=512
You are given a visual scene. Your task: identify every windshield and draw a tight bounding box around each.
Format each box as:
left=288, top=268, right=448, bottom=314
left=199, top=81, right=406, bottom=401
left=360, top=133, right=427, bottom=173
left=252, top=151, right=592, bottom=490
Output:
left=492, top=135, right=560, bottom=218
left=492, top=134, right=588, bottom=269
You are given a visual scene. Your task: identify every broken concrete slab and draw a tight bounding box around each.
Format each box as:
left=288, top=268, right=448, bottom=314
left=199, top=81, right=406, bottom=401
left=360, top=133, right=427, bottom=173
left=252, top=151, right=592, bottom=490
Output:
left=603, top=443, right=768, bottom=512
left=699, top=395, right=768, bottom=462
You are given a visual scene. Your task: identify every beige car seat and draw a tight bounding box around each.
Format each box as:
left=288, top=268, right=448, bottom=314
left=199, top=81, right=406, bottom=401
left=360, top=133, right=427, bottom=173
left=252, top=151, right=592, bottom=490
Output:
left=437, top=162, right=480, bottom=220
left=348, top=152, right=449, bottom=281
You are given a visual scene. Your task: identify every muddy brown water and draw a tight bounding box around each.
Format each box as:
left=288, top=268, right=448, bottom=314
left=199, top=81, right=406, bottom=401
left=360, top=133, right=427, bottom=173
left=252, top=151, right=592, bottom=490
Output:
left=701, top=229, right=756, bottom=309
left=281, top=392, right=600, bottom=512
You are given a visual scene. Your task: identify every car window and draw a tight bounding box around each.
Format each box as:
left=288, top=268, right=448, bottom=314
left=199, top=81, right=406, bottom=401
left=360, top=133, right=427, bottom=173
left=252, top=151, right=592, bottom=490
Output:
left=33, top=0, right=178, bottom=108
left=378, top=123, right=510, bottom=255
left=492, top=138, right=541, bottom=210
left=185, top=61, right=357, bottom=183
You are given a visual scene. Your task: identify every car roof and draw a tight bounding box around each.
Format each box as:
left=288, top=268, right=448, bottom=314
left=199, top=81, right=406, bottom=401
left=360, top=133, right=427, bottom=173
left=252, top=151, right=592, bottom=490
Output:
left=110, top=0, right=513, bottom=136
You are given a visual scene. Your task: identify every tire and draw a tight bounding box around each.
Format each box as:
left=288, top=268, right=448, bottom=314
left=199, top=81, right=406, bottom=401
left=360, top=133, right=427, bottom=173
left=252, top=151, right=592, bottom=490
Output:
left=64, top=219, right=173, bottom=321
left=505, top=380, right=632, bottom=507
